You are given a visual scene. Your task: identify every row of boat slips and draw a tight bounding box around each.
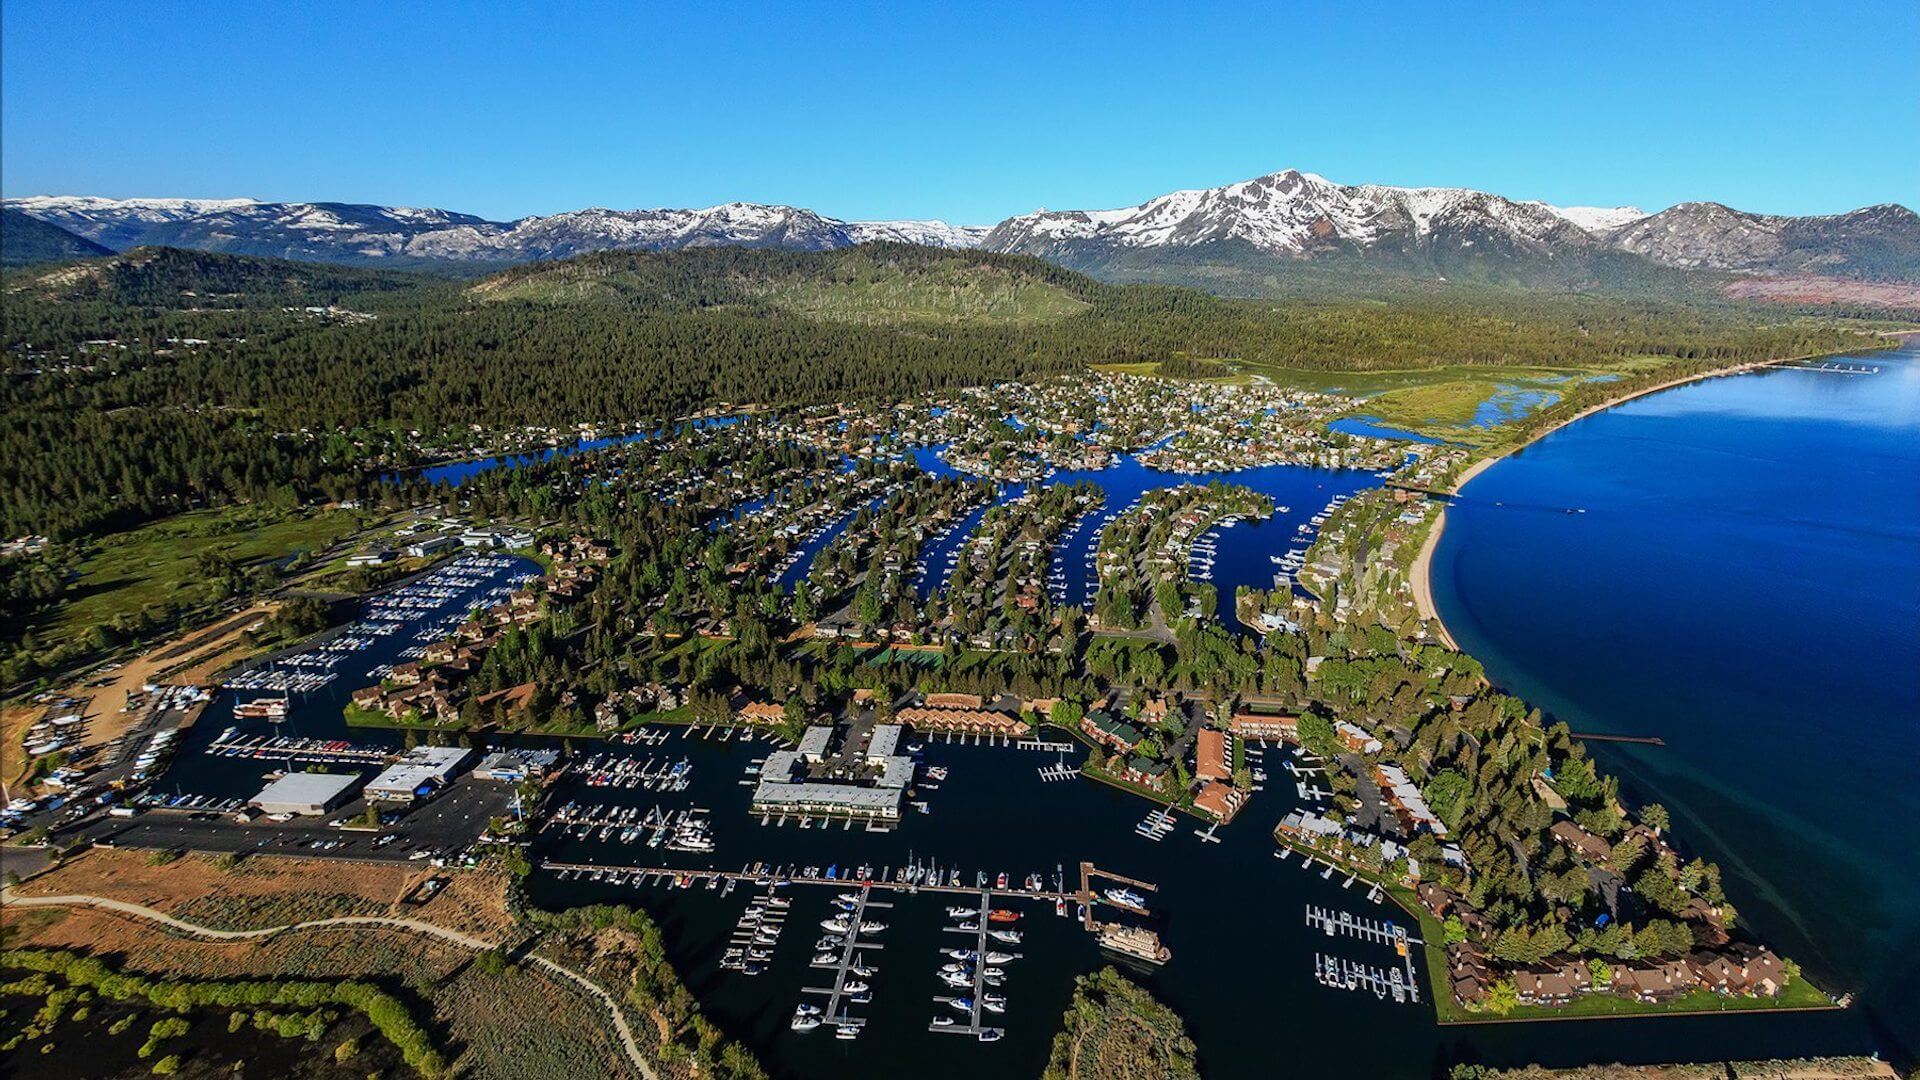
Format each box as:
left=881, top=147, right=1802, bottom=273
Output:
left=543, top=802, right=715, bottom=851
left=928, top=892, right=1019, bottom=1042
left=794, top=889, right=892, bottom=1039
left=722, top=890, right=790, bottom=976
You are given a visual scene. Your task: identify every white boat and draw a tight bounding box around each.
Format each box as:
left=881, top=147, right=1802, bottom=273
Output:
left=790, top=1014, right=821, bottom=1032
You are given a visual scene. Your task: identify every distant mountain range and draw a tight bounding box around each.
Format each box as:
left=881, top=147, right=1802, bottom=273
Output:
left=6, top=170, right=1915, bottom=288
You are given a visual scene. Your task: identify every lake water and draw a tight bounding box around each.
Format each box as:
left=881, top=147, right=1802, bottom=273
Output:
left=403, top=416, right=741, bottom=487
left=1432, top=339, right=1920, bottom=1066
left=904, top=445, right=1385, bottom=623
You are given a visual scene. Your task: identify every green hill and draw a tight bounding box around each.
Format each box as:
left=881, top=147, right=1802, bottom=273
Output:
left=7, top=246, right=434, bottom=307
left=472, top=243, right=1094, bottom=326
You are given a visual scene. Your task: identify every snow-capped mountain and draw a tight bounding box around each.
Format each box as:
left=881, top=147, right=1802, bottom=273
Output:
left=0, top=195, right=988, bottom=265
left=7, top=174, right=1914, bottom=283
left=842, top=219, right=992, bottom=248
left=981, top=169, right=1643, bottom=261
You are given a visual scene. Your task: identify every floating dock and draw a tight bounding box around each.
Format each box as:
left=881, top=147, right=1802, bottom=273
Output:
left=929, top=889, right=1009, bottom=1041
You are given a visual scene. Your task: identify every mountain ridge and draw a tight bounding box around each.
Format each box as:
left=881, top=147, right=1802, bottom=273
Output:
left=8, top=170, right=1914, bottom=285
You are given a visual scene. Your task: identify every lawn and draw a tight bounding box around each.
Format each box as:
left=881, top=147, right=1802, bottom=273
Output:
left=39, top=506, right=364, bottom=652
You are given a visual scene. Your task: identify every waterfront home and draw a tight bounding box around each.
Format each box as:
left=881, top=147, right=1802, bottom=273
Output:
left=1121, top=755, right=1169, bottom=788
left=734, top=699, right=786, bottom=726
left=1548, top=820, right=1614, bottom=862
left=1193, top=780, right=1245, bottom=822
left=1195, top=727, right=1231, bottom=783
left=1229, top=711, right=1298, bottom=742
left=1688, top=944, right=1787, bottom=997
left=1515, top=961, right=1591, bottom=1005
left=1609, top=960, right=1696, bottom=1003
left=894, top=704, right=1029, bottom=737
left=1081, top=710, right=1144, bottom=752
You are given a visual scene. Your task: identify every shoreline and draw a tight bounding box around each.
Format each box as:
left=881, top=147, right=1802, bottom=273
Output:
left=1409, top=341, right=1900, bottom=648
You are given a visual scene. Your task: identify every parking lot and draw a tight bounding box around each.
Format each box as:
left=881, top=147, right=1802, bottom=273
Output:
left=73, top=776, right=515, bottom=866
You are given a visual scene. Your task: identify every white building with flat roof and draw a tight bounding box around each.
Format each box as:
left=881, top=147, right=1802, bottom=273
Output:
left=366, top=746, right=472, bottom=803
left=251, top=772, right=361, bottom=816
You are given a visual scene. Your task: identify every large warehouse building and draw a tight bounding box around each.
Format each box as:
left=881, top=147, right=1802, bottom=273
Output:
left=250, top=772, right=361, bottom=816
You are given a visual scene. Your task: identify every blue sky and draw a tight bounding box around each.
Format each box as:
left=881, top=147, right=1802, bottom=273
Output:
left=4, top=1, right=1915, bottom=223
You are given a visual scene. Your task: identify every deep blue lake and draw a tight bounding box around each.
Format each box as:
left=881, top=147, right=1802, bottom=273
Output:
left=1432, top=339, right=1920, bottom=1065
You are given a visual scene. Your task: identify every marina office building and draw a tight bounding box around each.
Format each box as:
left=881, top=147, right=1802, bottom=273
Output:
left=366, top=746, right=473, bottom=803
left=750, top=723, right=914, bottom=821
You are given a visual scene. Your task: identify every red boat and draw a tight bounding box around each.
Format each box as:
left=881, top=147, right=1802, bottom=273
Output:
left=987, top=909, right=1020, bottom=924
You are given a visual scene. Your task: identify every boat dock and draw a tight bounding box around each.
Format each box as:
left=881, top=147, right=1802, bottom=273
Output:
left=204, top=732, right=393, bottom=766
left=1304, top=904, right=1409, bottom=948
left=1037, top=761, right=1081, bottom=782
left=1315, top=953, right=1420, bottom=1004
left=540, top=858, right=1115, bottom=907
left=1014, top=738, right=1075, bottom=752
left=1306, top=902, right=1422, bottom=1004
left=929, top=889, right=1010, bottom=1041
left=1079, top=862, right=1157, bottom=924
left=800, top=888, right=891, bottom=1036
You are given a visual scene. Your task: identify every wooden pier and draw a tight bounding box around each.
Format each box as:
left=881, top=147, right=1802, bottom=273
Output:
left=1567, top=731, right=1665, bottom=746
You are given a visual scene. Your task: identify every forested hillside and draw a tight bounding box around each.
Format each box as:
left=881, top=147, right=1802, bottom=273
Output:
left=1, top=243, right=1879, bottom=541
left=1, top=208, right=112, bottom=266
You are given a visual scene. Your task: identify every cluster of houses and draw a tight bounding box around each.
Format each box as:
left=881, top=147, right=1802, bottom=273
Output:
left=595, top=682, right=688, bottom=732
left=1077, top=695, right=1252, bottom=822
left=1420, top=882, right=1792, bottom=1008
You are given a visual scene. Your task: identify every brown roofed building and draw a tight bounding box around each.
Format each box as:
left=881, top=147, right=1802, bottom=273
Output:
left=1193, top=780, right=1245, bottom=822
left=1229, top=712, right=1297, bottom=742
left=1549, top=820, right=1614, bottom=862
left=1195, top=727, right=1231, bottom=783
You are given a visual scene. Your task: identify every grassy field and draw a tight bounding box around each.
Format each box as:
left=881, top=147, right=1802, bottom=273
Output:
left=40, top=506, right=363, bottom=652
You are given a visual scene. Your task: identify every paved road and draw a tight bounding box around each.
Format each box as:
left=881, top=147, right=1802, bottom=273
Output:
left=1, top=888, right=658, bottom=1080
